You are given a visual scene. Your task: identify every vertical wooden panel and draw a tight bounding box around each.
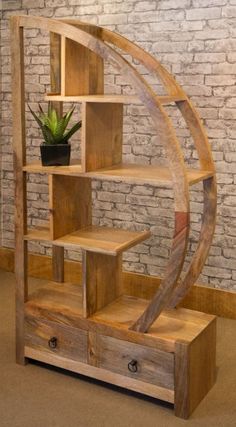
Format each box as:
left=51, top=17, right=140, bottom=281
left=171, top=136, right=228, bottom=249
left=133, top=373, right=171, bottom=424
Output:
left=61, top=25, right=104, bottom=96
left=49, top=175, right=92, bottom=240
left=50, top=32, right=61, bottom=99
left=174, top=318, right=217, bottom=419
left=50, top=32, right=64, bottom=280
left=52, top=246, right=64, bottom=283
left=83, top=251, right=123, bottom=317
left=10, top=18, right=28, bottom=365
left=82, top=102, right=123, bottom=172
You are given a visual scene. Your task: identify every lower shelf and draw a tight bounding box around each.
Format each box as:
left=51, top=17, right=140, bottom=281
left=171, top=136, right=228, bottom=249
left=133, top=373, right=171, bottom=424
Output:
left=24, top=281, right=217, bottom=419
left=24, top=225, right=151, bottom=255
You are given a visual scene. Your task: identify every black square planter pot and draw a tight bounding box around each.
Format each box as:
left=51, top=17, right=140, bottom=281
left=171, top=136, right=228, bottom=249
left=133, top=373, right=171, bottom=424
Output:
left=40, top=144, right=71, bottom=166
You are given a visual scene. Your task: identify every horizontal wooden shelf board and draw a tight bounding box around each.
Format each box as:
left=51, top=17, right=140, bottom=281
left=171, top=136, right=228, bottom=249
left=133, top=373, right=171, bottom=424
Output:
left=26, top=281, right=83, bottom=318
left=24, top=225, right=151, bottom=255
left=22, top=162, right=214, bottom=185
left=23, top=160, right=82, bottom=175
left=91, top=295, right=216, bottom=345
left=55, top=226, right=151, bottom=254
left=88, top=164, right=214, bottom=186
left=45, top=93, right=186, bottom=105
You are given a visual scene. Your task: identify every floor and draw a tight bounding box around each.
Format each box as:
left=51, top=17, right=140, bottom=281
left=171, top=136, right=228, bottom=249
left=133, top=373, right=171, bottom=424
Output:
left=0, top=269, right=236, bottom=427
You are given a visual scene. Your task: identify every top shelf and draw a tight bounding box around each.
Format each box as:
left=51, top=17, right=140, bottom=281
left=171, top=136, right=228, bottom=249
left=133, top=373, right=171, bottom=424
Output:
left=45, top=93, right=186, bottom=105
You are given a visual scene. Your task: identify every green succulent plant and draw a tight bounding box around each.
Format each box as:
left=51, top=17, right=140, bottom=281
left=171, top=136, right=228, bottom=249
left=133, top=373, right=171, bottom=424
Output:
left=28, top=103, right=81, bottom=145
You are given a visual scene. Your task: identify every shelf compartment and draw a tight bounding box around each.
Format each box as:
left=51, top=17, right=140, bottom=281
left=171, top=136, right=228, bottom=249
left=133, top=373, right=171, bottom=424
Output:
left=54, top=225, right=151, bottom=255
left=45, top=93, right=186, bottom=105
left=88, top=163, right=214, bottom=186
left=25, top=281, right=83, bottom=320
left=91, top=294, right=216, bottom=347
left=24, top=225, right=51, bottom=242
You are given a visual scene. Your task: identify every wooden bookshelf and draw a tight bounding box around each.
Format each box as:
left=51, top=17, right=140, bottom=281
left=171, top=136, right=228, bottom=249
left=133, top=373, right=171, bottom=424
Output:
left=11, top=15, right=217, bottom=419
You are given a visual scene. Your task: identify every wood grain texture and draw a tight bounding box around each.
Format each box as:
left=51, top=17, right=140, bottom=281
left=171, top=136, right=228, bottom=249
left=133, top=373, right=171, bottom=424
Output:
left=60, top=18, right=217, bottom=313
left=174, top=318, right=216, bottom=419
left=2, top=247, right=234, bottom=320
left=45, top=94, right=185, bottom=104
left=52, top=245, right=64, bottom=283
left=22, top=162, right=213, bottom=185
left=54, top=225, right=151, bottom=255
left=61, top=24, right=104, bottom=96
left=25, top=347, right=175, bottom=403
left=87, top=164, right=213, bottom=186
left=83, top=251, right=123, bottom=317
left=24, top=280, right=215, bottom=353
left=130, top=212, right=190, bottom=332
left=95, top=334, right=174, bottom=390
left=49, top=175, right=92, bottom=239
left=49, top=31, right=64, bottom=283
left=23, top=161, right=82, bottom=175
left=25, top=316, right=87, bottom=363
left=26, top=281, right=84, bottom=325
left=12, top=16, right=189, bottom=213
left=169, top=177, right=217, bottom=308
left=82, top=102, right=123, bottom=172
left=10, top=17, right=28, bottom=365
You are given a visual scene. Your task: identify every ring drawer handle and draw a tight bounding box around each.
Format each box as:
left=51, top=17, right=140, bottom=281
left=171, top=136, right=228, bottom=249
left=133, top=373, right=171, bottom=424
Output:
left=48, top=336, right=57, bottom=349
left=128, top=359, right=138, bottom=373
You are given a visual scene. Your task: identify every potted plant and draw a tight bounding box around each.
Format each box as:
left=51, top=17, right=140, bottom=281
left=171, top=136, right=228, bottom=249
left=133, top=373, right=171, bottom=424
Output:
left=28, top=103, right=81, bottom=166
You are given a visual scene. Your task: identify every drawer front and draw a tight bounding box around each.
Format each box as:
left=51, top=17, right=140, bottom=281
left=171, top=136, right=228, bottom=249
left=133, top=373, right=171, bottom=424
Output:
left=25, top=317, right=87, bottom=363
left=96, top=335, right=174, bottom=390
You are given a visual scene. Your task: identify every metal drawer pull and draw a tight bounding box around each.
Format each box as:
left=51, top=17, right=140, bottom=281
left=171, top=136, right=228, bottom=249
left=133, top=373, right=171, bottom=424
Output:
left=128, top=359, right=138, bottom=373
left=48, top=336, right=57, bottom=349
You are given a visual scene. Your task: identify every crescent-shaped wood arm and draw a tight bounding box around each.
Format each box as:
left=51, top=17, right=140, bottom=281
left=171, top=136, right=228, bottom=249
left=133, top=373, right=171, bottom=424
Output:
left=130, top=211, right=190, bottom=333
left=168, top=176, right=217, bottom=308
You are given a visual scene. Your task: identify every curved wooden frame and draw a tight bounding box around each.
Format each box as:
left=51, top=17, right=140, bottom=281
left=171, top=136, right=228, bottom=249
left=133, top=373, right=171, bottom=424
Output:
left=11, top=15, right=216, bottom=334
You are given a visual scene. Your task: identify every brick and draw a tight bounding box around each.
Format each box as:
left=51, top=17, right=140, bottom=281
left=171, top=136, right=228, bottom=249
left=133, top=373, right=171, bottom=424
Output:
left=134, top=1, right=157, bottom=12
left=205, top=76, right=236, bottom=86
left=54, top=7, right=74, bottom=17
left=219, top=109, right=236, bottom=120
left=205, top=39, right=236, bottom=52
left=212, top=63, right=236, bottom=74
left=75, top=4, right=103, bottom=15
left=99, top=13, right=128, bottom=25
left=22, top=0, right=44, bottom=7
left=194, top=53, right=226, bottom=63
left=193, top=0, right=227, bottom=5
left=222, top=6, right=236, bottom=17
left=195, top=30, right=229, bottom=40
left=159, top=0, right=190, bottom=9
left=186, top=7, right=221, bottom=20
left=128, top=11, right=159, bottom=23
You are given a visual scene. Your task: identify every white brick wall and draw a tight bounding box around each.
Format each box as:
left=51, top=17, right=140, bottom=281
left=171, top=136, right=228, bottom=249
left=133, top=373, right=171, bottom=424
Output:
left=1, top=0, right=236, bottom=290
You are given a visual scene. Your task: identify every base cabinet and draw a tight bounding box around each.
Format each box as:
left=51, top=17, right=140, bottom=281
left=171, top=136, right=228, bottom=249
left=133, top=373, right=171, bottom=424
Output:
left=24, top=312, right=216, bottom=419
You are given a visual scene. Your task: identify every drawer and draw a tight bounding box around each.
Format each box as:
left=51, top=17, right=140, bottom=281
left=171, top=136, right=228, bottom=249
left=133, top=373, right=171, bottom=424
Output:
left=96, top=335, right=174, bottom=390
left=25, top=317, right=87, bottom=363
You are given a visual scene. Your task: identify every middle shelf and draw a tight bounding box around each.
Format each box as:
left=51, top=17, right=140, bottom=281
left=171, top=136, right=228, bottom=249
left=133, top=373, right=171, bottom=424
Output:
left=23, top=162, right=214, bottom=186
left=24, top=225, right=151, bottom=255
